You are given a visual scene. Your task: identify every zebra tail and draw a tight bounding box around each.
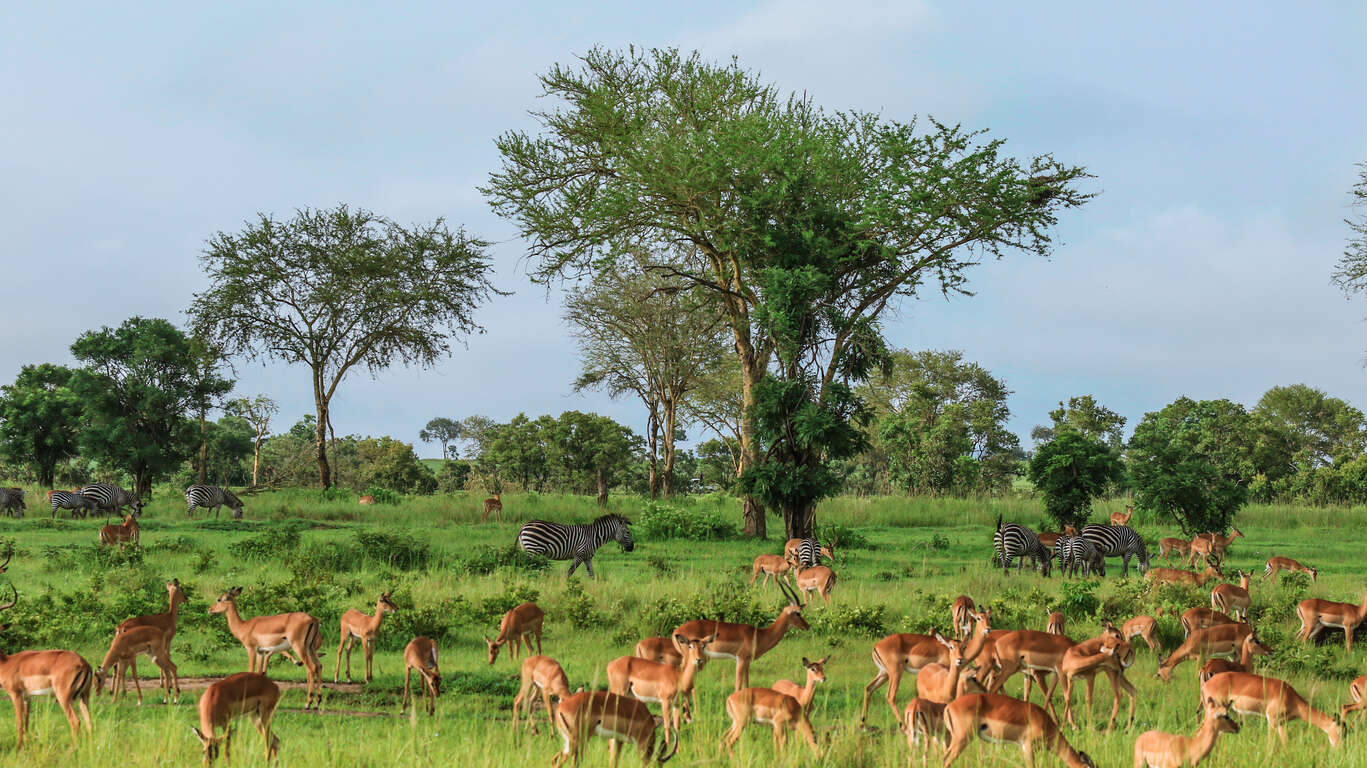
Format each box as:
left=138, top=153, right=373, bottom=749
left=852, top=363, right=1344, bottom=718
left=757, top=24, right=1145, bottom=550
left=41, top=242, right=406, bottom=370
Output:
left=995, top=514, right=1002, bottom=532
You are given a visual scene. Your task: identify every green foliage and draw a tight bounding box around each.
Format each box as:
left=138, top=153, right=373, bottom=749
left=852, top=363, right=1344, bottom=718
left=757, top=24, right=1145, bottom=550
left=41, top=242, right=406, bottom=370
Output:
left=817, top=523, right=870, bottom=550
left=0, top=363, right=82, bottom=487
left=353, top=530, right=430, bottom=570
left=458, top=545, right=549, bottom=576
left=229, top=528, right=302, bottom=561
left=360, top=486, right=401, bottom=505
left=1056, top=580, right=1101, bottom=619
left=419, top=417, right=462, bottom=460
left=1034, top=395, right=1127, bottom=449
left=1128, top=397, right=1253, bottom=534
left=1027, top=432, right=1123, bottom=528
left=637, top=502, right=737, bottom=540
left=434, top=460, right=471, bottom=492
left=354, top=437, right=437, bottom=494
left=810, top=603, right=889, bottom=638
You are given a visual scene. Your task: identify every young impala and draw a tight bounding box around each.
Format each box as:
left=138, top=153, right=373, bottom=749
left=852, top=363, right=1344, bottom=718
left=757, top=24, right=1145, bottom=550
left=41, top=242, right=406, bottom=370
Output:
left=672, top=579, right=809, bottom=691
left=190, top=672, right=280, bottom=766
left=1295, top=591, right=1367, bottom=652
left=1132, top=699, right=1239, bottom=768
left=1342, top=675, right=1367, bottom=721
left=794, top=564, right=836, bottom=606
left=1263, top=556, right=1316, bottom=582
left=1187, top=529, right=1244, bottom=568
left=116, top=578, right=188, bottom=642
left=1110, top=505, right=1133, bottom=526
left=607, top=633, right=714, bottom=747
left=210, top=587, right=323, bottom=709
left=1197, top=631, right=1272, bottom=683
left=721, top=658, right=825, bottom=757
left=1145, top=564, right=1222, bottom=588
left=942, top=693, right=1095, bottom=768
left=98, top=514, right=139, bottom=548
left=1209, top=570, right=1251, bottom=622
left=1158, top=537, right=1191, bottom=563
left=905, top=697, right=949, bottom=767
left=1201, top=670, right=1341, bottom=746
left=482, top=492, right=503, bottom=522
left=95, top=625, right=180, bottom=704
left=749, top=554, right=795, bottom=588
left=552, top=690, right=676, bottom=768
left=770, top=655, right=830, bottom=711
left=1057, top=627, right=1136, bottom=730
left=335, top=592, right=397, bottom=683
left=402, top=636, right=441, bottom=716
left=1157, top=622, right=1254, bottom=681
left=513, top=655, right=571, bottom=731
left=1121, top=615, right=1160, bottom=653
left=859, top=608, right=991, bottom=726
left=0, top=586, right=94, bottom=750
left=487, top=602, right=545, bottom=664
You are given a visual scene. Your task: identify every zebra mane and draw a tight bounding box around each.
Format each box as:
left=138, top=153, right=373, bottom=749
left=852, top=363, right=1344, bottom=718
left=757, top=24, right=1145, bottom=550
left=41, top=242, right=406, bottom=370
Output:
left=592, top=513, right=631, bottom=527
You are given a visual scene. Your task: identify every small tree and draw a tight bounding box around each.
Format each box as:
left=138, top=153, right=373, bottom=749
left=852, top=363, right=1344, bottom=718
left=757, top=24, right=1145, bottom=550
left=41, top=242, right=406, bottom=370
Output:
left=0, top=364, right=83, bottom=487
left=550, top=410, right=639, bottom=506
left=1128, top=397, right=1253, bottom=534
left=1033, top=395, right=1127, bottom=449
left=1027, top=432, right=1123, bottom=529
left=225, top=395, right=279, bottom=486
left=419, top=417, right=463, bottom=460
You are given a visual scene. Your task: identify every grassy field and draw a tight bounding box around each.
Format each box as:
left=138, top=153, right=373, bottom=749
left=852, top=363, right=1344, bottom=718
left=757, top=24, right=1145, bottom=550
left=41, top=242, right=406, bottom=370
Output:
left=0, top=487, right=1361, bottom=766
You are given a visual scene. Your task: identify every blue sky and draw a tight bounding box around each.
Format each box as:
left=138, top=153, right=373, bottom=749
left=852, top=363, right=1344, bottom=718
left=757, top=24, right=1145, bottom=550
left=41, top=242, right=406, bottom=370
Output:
left=4, top=1, right=1366, bottom=456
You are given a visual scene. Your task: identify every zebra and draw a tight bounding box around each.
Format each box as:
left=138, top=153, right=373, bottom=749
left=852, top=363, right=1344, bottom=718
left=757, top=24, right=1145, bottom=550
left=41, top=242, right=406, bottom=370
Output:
left=1057, top=535, right=1105, bottom=578
left=516, top=513, right=634, bottom=577
left=51, top=490, right=97, bottom=519
left=992, top=515, right=1053, bottom=576
left=0, top=488, right=24, bottom=518
left=79, top=482, right=145, bottom=520
left=1080, top=523, right=1150, bottom=577
left=785, top=537, right=834, bottom=568
left=185, top=485, right=244, bottom=519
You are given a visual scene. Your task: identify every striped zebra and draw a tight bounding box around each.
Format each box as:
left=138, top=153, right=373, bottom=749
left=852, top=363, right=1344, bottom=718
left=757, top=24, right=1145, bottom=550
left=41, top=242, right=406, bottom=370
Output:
left=516, top=513, right=634, bottom=577
left=0, top=488, right=24, bottom=518
left=51, top=490, right=97, bottom=519
left=992, top=515, right=1053, bottom=576
left=1080, top=524, right=1150, bottom=577
left=79, top=482, right=145, bottom=520
left=1057, top=535, right=1105, bottom=578
left=785, top=537, right=833, bottom=567
left=185, top=485, right=244, bottom=519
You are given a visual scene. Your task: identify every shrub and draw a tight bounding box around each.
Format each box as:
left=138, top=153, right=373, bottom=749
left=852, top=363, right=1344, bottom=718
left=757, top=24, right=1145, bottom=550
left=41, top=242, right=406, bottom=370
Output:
left=354, top=530, right=429, bottom=570
left=812, top=604, right=888, bottom=638
left=561, top=580, right=610, bottom=630
left=637, top=502, right=736, bottom=541
left=229, top=529, right=301, bottom=561
left=817, top=524, right=870, bottom=550
left=460, top=545, right=549, bottom=576
left=360, top=486, right=402, bottom=505
left=646, top=554, right=675, bottom=576
left=1056, top=580, right=1101, bottom=619
left=474, top=585, right=541, bottom=625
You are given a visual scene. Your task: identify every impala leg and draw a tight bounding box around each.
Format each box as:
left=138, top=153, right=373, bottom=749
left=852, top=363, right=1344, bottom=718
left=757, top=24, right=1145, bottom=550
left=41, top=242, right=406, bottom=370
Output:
left=941, top=728, right=969, bottom=768
left=883, top=667, right=906, bottom=722
left=608, top=737, right=620, bottom=768
left=130, top=658, right=144, bottom=706
left=11, top=692, right=26, bottom=750
left=1021, top=739, right=1037, bottom=768
left=735, top=657, right=751, bottom=691
left=58, top=690, right=81, bottom=751
left=535, top=625, right=543, bottom=655
left=335, top=633, right=349, bottom=683
left=402, top=666, right=412, bottom=711
left=860, top=669, right=889, bottom=725
left=542, top=686, right=558, bottom=729
left=363, top=637, right=373, bottom=683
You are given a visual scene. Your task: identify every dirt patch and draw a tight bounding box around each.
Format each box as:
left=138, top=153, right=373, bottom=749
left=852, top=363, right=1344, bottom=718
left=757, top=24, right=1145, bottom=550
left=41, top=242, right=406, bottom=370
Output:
left=106, top=676, right=396, bottom=717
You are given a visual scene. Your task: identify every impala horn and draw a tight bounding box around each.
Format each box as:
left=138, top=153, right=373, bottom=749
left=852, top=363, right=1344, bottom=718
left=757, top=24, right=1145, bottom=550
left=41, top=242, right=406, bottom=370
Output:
left=0, top=545, right=11, bottom=574
left=778, top=576, right=802, bottom=608
left=0, top=582, right=17, bottom=612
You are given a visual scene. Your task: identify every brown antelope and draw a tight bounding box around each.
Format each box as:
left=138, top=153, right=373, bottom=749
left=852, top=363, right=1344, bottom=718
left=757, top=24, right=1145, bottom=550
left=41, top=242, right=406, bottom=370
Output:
left=951, top=596, right=977, bottom=638
left=1145, top=564, right=1222, bottom=588
left=1046, top=612, right=1066, bottom=636
left=1132, top=699, right=1239, bottom=768
left=0, top=586, right=94, bottom=750
left=1209, top=570, right=1251, bottom=622
left=402, top=636, right=441, bottom=715
left=913, top=633, right=977, bottom=705
left=190, top=672, right=280, bottom=766
left=1158, top=537, right=1191, bottom=562
left=1179, top=607, right=1238, bottom=638
left=334, top=592, right=396, bottom=683
left=552, top=690, right=676, bottom=768
left=794, top=564, right=836, bottom=606
left=94, top=625, right=179, bottom=704
left=98, top=514, right=139, bottom=548
left=607, top=633, right=715, bottom=747
left=482, top=492, right=503, bottom=522
left=859, top=608, right=991, bottom=726
left=770, top=655, right=830, bottom=709
left=1187, top=529, right=1243, bottom=567
left=721, top=658, right=824, bottom=757
left=1198, top=631, right=1272, bottom=683
left=1036, top=525, right=1079, bottom=554
left=1296, top=592, right=1367, bottom=652
left=942, top=692, right=1095, bottom=768
left=209, top=587, right=323, bottom=709
left=1264, top=556, right=1316, bottom=582
left=1201, top=670, right=1341, bottom=746
left=672, top=579, right=809, bottom=691
left=116, top=578, right=188, bottom=642
left=982, top=630, right=1080, bottom=718
left=1110, top=505, right=1133, bottom=526
left=904, top=697, right=949, bottom=766
left=1157, top=622, right=1253, bottom=681
left=634, top=637, right=683, bottom=667
left=1046, top=622, right=1138, bottom=730
left=486, top=602, right=544, bottom=664
left=749, top=554, right=794, bottom=588
left=1121, top=615, right=1160, bottom=653
left=358, top=494, right=375, bottom=505
left=513, top=655, right=571, bottom=730
left=1341, top=675, right=1367, bottom=721
left=782, top=536, right=834, bottom=565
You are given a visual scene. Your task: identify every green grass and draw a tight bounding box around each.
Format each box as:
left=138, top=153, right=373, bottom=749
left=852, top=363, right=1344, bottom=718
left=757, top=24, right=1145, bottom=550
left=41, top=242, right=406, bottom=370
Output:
left=0, top=486, right=1363, bottom=766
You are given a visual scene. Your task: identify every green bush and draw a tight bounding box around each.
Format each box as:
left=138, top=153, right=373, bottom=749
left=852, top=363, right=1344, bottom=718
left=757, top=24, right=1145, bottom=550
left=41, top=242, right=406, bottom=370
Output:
left=354, top=530, right=429, bottom=570
left=637, top=502, right=736, bottom=540
left=817, top=523, right=870, bottom=550
left=812, top=604, right=888, bottom=637
left=1056, top=580, right=1101, bottom=619
left=460, top=545, right=549, bottom=575
left=229, top=528, right=301, bottom=561
left=360, top=486, right=402, bottom=505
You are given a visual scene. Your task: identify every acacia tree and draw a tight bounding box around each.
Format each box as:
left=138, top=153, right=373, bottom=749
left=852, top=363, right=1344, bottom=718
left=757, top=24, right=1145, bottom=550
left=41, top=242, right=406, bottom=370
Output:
left=225, top=395, right=278, bottom=486
left=1333, top=162, right=1367, bottom=311
left=190, top=205, right=500, bottom=488
left=0, top=364, right=82, bottom=487
left=485, top=47, right=1090, bottom=537
left=419, top=417, right=462, bottom=460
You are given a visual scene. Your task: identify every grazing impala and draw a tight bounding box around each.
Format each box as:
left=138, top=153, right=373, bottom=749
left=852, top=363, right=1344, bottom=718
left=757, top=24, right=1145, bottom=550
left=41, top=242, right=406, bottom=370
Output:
left=513, top=655, right=571, bottom=731
left=209, top=587, right=323, bottom=709
left=1264, top=556, right=1316, bottom=582
left=94, top=625, right=179, bottom=704
left=1145, top=564, right=1222, bottom=588
left=335, top=592, right=397, bottom=683
left=1342, top=675, right=1367, bottom=721
left=634, top=637, right=683, bottom=667
left=942, top=693, right=1095, bottom=768
left=486, top=602, right=545, bottom=664
left=0, top=586, right=94, bottom=750
left=190, top=672, right=280, bottom=766
left=859, top=608, right=991, bottom=726
left=721, top=658, right=825, bottom=757
left=750, top=554, right=795, bottom=588
left=1046, top=612, right=1066, bottom=636
left=116, top=578, right=188, bottom=642
left=1198, top=631, right=1272, bottom=683
left=552, top=690, right=676, bottom=768
left=607, top=633, right=715, bottom=747
left=402, top=637, right=441, bottom=716
left=1158, top=537, right=1191, bottom=562
left=1295, top=591, right=1367, bottom=652
left=1209, top=570, right=1251, bottom=622
left=1157, top=622, right=1253, bottom=681
left=1036, top=525, right=1078, bottom=553
left=1133, top=699, right=1239, bottom=768
left=98, top=514, right=139, bottom=548
left=1110, top=505, right=1133, bottom=526
left=1187, top=529, right=1243, bottom=568
left=982, top=629, right=1080, bottom=717
left=951, top=596, right=976, bottom=639
left=1201, top=670, right=1341, bottom=746
left=672, top=579, right=809, bottom=691
left=794, top=564, right=836, bottom=606
left=482, top=492, right=503, bottom=522
left=1179, top=607, right=1238, bottom=638
left=1121, top=615, right=1161, bottom=653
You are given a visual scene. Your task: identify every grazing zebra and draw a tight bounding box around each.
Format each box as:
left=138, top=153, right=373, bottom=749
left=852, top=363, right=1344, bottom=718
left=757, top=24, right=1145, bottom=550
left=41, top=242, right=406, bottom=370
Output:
left=516, top=514, right=634, bottom=577
left=80, top=482, right=145, bottom=519
left=185, top=485, right=245, bottom=519
left=1057, top=535, right=1105, bottom=578
left=0, top=488, right=24, bottom=518
left=51, top=490, right=97, bottom=519
left=1080, top=523, right=1150, bottom=577
left=992, top=515, right=1053, bottom=576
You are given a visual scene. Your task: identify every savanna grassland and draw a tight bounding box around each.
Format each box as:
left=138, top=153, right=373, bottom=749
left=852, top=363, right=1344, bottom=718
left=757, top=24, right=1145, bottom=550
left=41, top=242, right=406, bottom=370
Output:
left=0, top=490, right=1363, bottom=767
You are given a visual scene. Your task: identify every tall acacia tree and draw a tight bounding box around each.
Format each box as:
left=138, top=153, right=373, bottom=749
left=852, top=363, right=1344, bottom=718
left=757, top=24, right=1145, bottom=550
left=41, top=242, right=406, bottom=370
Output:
left=225, top=395, right=278, bottom=486
left=485, top=46, right=1091, bottom=537
left=190, top=205, right=500, bottom=488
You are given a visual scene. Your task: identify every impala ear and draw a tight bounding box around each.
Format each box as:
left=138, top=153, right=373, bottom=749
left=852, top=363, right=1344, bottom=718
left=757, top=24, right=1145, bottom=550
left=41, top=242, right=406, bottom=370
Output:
left=818, top=655, right=830, bottom=665
left=802, top=656, right=811, bottom=666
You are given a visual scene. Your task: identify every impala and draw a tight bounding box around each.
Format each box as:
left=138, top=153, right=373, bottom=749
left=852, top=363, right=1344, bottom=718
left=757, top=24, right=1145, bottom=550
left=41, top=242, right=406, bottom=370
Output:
left=1342, top=674, right=1367, bottom=721
left=859, top=608, right=991, bottom=726
left=942, top=693, right=1095, bottom=768
left=335, top=591, right=397, bottom=683
left=1132, top=699, right=1239, bottom=768
left=951, top=596, right=976, bottom=639
left=1157, top=622, right=1253, bottom=681
left=402, top=636, right=441, bottom=715
left=98, top=514, right=139, bottom=548
left=487, top=602, right=545, bottom=664
left=552, top=690, right=677, bottom=768
left=607, top=633, right=714, bottom=747
left=513, top=655, right=571, bottom=731
left=782, top=535, right=835, bottom=566
left=0, top=586, right=94, bottom=750
left=982, top=629, right=1079, bottom=718
left=1187, top=529, right=1243, bottom=567
left=1295, top=591, right=1367, bottom=652
left=1201, top=670, right=1341, bottom=746
left=190, top=672, right=280, bottom=766
left=634, top=637, right=682, bottom=667
left=1057, top=627, right=1136, bottom=729
left=1179, top=607, right=1238, bottom=638
left=794, top=564, right=836, bottom=606
left=904, top=697, right=949, bottom=766
left=721, top=658, right=825, bottom=757
left=749, top=554, right=794, bottom=588
left=209, top=587, right=323, bottom=709
left=1121, top=615, right=1160, bottom=653
left=1263, top=556, right=1316, bottom=582
left=1110, top=505, right=1133, bottom=526
left=1145, top=564, right=1222, bottom=587
left=116, top=578, right=188, bottom=641
left=913, top=633, right=978, bottom=705
left=1036, top=525, right=1078, bottom=554
left=770, top=655, right=830, bottom=709
left=1209, top=570, right=1251, bottom=622
left=482, top=492, right=503, bottom=522
left=94, top=625, right=179, bottom=704
left=1197, top=631, right=1271, bottom=683
left=672, top=579, right=809, bottom=691
left=1158, top=537, right=1191, bottom=562
left=1046, top=612, right=1066, bottom=636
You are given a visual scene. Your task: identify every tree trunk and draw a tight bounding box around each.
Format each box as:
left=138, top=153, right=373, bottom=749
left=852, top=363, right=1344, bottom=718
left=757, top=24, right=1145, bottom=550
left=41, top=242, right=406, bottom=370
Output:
left=314, top=384, right=331, bottom=488
left=646, top=408, right=659, bottom=500
left=251, top=434, right=262, bottom=487
left=739, top=355, right=766, bottom=538
left=596, top=468, right=608, bottom=507
left=135, top=466, right=153, bottom=499
left=198, top=409, right=209, bottom=484
left=327, top=412, right=338, bottom=487
left=784, top=502, right=817, bottom=540
left=661, top=394, right=676, bottom=496
left=40, top=464, right=54, bottom=489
